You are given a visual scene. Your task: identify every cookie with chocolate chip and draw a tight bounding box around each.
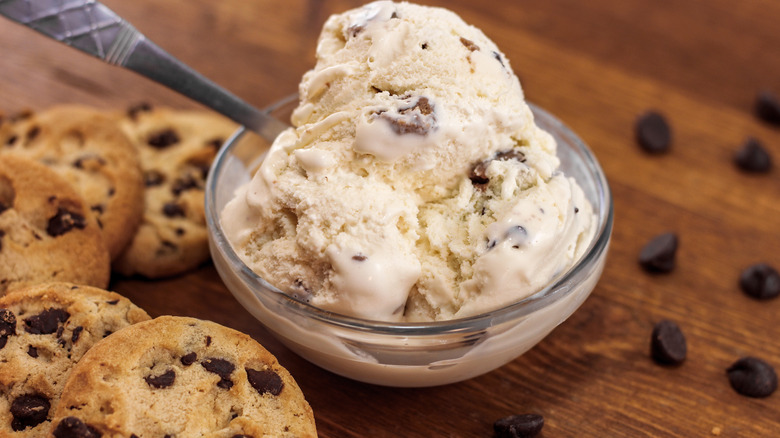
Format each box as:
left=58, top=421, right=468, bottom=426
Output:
left=0, top=282, right=150, bottom=436
left=113, top=104, right=238, bottom=278
left=0, top=155, right=110, bottom=294
left=52, top=316, right=317, bottom=437
left=0, top=105, right=144, bottom=260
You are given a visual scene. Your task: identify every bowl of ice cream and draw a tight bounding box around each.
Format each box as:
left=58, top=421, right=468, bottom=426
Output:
left=205, top=1, right=612, bottom=387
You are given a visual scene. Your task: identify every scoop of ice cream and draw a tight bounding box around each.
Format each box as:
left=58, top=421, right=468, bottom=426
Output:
left=221, top=1, right=595, bottom=321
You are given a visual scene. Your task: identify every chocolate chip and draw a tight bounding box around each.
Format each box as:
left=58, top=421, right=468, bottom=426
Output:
left=106, top=299, right=119, bottom=305
left=90, top=205, right=104, bottom=214
left=638, top=232, right=678, bottom=273
left=650, top=320, right=686, bottom=365
left=205, top=336, right=212, bottom=347
left=734, top=138, right=772, bottom=173
left=0, top=308, right=17, bottom=339
left=144, top=170, right=166, bottom=187
left=459, top=37, right=480, bottom=52
left=145, top=369, right=176, bottom=388
left=27, top=346, right=38, bottom=357
left=0, top=203, right=8, bottom=214
left=175, top=227, right=185, bottom=236
left=206, top=138, right=223, bottom=149
left=232, top=435, right=253, bottom=438
left=202, top=358, right=235, bottom=389
left=71, top=326, right=84, bottom=343
left=10, top=394, right=50, bottom=431
left=739, top=263, right=780, bottom=300
left=493, top=51, right=505, bottom=67
left=421, top=43, right=429, bottom=50
left=26, top=126, right=40, bottom=141
left=53, top=416, right=102, bottom=438
left=127, top=102, right=152, bottom=120
left=5, top=134, right=18, bottom=146
left=352, top=254, right=367, bottom=261
left=493, top=414, right=544, bottom=438
left=72, top=155, right=106, bottom=170
left=156, top=240, right=178, bottom=256
left=246, top=368, right=284, bottom=396
left=469, top=149, right=527, bottom=188
left=147, top=129, right=180, bottom=148
left=162, top=202, right=185, bottom=218
left=635, top=111, right=672, bottom=153
left=755, top=90, right=780, bottom=126
left=24, top=308, right=70, bottom=335
left=47, top=208, right=87, bottom=237
left=180, top=352, right=197, bottom=366
left=727, top=357, right=778, bottom=398
left=171, top=176, right=199, bottom=196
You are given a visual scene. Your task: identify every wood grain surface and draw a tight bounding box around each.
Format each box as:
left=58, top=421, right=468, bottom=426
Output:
left=2, top=0, right=779, bottom=436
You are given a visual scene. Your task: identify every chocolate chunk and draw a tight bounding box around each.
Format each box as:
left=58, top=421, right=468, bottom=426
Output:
left=635, top=111, right=672, bottom=153
left=147, top=129, right=180, bottom=148
left=650, top=320, right=686, bottom=365
left=47, top=208, right=87, bottom=237
left=52, top=416, right=102, bottom=438
left=26, top=126, right=40, bottom=141
left=493, top=414, right=544, bottom=438
left=24, top=308, right=70, bottom=335
left=180, top=352, right=197, bottom=366
left=145, top=369, right=176, bottom=388
left=469, top=149, right=526, bottom=188
left=127, top=102, right=152, bottom=120
left=71, top=326, right=84, bottom=343
left=734, top=138, right=772, bottom=173
left=378, top=97, right=436, bottom=136
left=171, top=175, right=199, bottom=196
left=739, top=263, right=780, bottom=300
left=727, top=357, right=778, bottom=398
left=27, top=345, right=38, bottom=357
left=246, top=368, right=284, bottom=396
left=10, top=394, right=50, bottom=431
left=638, top=232, right=678, bottom=273
left=755, top=90, right=780, bottom=125
left=202, top=358, right=235, bottom=389
left=144, top=170, right=166, bottom=187
left=459, top=37, right=480, bottom=52
left=162, top=202, right=186, bottom=218
left=0, top=308, right=17, bottom=338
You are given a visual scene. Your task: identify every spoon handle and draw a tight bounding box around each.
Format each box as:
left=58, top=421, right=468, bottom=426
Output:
left=0, top=0, right=288, bottom=141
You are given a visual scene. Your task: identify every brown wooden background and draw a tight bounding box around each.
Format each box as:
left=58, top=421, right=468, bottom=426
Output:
left=2, top=0, right=780, bottom=436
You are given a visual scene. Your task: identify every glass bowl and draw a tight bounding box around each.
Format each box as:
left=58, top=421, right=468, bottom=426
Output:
left=205, top=96, right=613, bottom=387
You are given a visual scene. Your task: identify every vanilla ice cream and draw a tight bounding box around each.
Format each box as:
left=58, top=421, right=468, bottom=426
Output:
left=221, top=1, right=595, bottom=322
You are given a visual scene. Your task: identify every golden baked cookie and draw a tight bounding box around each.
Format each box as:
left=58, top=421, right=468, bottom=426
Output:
left=0, top=105, right=144, bottom=260
left=0, top=282, right=150, bottom=437
left=114, top=104, right=238, bottom=278
left=0, top=155, right=110, bottom=294
left=51, top=316, right=317, bottom=437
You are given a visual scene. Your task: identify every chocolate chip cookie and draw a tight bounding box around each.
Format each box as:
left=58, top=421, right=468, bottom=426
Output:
left=114, top=104, right=238, bottom=278
left=0, top=105, right=145, bottom=260
left=0, top=155, right=110, bottom=294
left=0, top=282, right=150, bottom=436
left=51, top=316, right=317, bottom=437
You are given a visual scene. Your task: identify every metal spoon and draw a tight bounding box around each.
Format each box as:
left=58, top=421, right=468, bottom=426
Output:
left=0, top=0, right=288, bottom=142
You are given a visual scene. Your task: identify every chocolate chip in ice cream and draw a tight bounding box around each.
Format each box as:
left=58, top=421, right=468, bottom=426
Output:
left=378, top=96, right=437, bottom=136
left=727, top=357, right=778, bottom=398
left=755, top=90, right=780, bottom=126
left=739, top=263, right=780, bottom=300
left=493, top=413, right=544, bottom=438
left=635, top=111, right=672, bottom=153
left=650, top=320, right=686, bottom=365
left=639, top=232, right=678, bottom=273
left=734, top=138, right=772, bottom=173
left=460, top=37, right=480, bottom=52
left=469, top=149, right=526, bottom=189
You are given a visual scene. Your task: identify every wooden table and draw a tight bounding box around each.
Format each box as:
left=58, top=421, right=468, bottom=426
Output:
left=2, top=0, right=779, bottom=436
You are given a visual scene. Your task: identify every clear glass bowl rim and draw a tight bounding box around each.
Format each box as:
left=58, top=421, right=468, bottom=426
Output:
left=205, top=98, right=614, bottom=336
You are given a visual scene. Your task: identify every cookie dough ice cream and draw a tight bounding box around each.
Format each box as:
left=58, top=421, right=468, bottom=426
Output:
left=221, top=1, right=595, bottom=322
